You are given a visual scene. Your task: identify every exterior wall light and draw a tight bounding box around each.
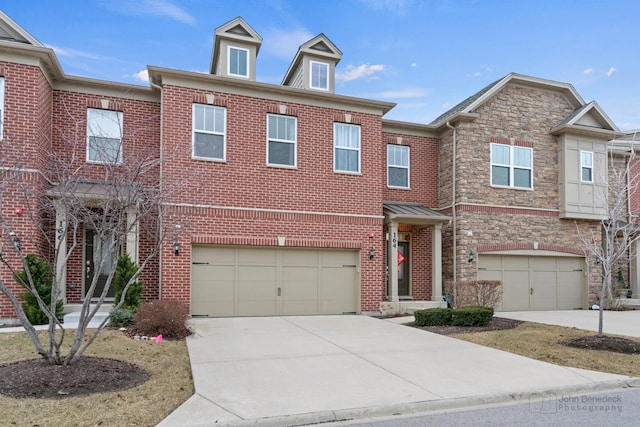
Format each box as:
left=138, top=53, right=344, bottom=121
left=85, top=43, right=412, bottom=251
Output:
left=467, top=250, right=475, bottom=263
left=9, top=231, right=21, bottom=252
left=174, top=241, right=180, bottom=256
left=369, top=247, right=375, bottom=260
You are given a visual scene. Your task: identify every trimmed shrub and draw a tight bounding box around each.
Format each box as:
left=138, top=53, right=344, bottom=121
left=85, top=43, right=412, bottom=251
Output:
left=16, top=254, right=64, bottom=325
left=109, top=307, right=135, bottom=327
left=131, top=300, right=191, bottom=339
left=113, top=254, right=144, bottom=311
left=414, top=308, right=453, bottom=326
left=451, top=306, right=494, bottom=327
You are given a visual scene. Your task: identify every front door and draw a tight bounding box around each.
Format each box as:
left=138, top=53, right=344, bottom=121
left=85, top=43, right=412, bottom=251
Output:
left=398, top=241, right=410, bottom=297
left=84, top=229, right=117, bottom=299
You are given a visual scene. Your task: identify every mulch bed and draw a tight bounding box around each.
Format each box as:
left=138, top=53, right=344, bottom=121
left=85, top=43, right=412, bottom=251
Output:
left=0, top=356, right=149, bottom=399
left=562, top=335, right=640, bottom=354
left=410, top=316, right=524, bottom=335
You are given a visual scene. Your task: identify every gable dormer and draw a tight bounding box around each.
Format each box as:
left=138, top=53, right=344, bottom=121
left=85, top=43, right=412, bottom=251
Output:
left=210, top=17, right=262, bottom=81
left=282, top=34, right=342, bottom=93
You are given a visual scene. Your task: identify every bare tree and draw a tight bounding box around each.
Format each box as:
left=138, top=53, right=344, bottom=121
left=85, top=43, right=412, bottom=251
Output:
left=578, top=141, right=640, bottom=337
left=0, top=103, right=172, bottom=365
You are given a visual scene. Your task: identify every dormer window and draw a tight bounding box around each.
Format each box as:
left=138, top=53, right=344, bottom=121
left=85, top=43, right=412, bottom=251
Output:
left=310, top=61, right=329, bottom=90
left=228, top=46, right=249, bottom=78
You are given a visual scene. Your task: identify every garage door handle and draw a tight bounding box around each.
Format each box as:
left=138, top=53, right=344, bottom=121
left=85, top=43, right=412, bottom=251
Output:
left=277, top=288, right=281, bottom=296
left=530, top=288, right=533, bottom=295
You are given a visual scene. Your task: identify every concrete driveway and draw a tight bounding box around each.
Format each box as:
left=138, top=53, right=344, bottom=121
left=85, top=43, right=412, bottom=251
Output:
left=159, top=315, right=637, bottom=427
left=499, top=310, right=640, bottom=337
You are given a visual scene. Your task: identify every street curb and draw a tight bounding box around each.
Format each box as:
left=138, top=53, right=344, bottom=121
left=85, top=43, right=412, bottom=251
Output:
left=216, top=378, right=640, bottom=427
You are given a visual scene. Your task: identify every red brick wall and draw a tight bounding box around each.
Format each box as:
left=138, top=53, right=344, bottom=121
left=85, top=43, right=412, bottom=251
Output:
left=382, top=132, right=440, bottom=207
left=0, top=62, right=53, bottom=318
left=159, top=85, right=388, bottom=312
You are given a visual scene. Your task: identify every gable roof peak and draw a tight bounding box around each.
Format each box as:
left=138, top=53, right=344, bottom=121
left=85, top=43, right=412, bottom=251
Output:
left=430, top=72, right=586, bottom=126
left=0, top=10, right=43, bottom=46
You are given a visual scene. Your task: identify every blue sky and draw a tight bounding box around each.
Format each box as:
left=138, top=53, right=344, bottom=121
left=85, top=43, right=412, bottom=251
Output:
left=3, top=0, right=639, bottom=129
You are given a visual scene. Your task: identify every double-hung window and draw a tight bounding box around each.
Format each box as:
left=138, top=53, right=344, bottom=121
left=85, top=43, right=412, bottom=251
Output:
left=0, top=76, right=4, bottom=140
left=387, top=145, right=410, bottom=188
left=228, top=46, right=249, bottom=78
left=310, top=61, right=329, bottom=90
left=581, top=151, right=593, bottom=182
left=334, top=123, right=361, bottom=173
left=193, top=104, right=226, bottom=160
left=490, top=143, right=533, bottom=189
left=86, top=108, right=123, bottom=164
left=267, top=114, right=296, bottom=167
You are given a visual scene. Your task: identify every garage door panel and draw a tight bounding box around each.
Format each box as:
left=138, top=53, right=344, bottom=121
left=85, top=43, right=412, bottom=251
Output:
left=283, top=250, right=318, bottom=265
left=321, top=266, right=357, bottom=314
left=502, top=270, right=530, bottom=311
left=532, top=271, right=557, bottom=310
left=191, top=267, right=235, bottom=317
left=238, top=248, right=277, bottom=265
left=193, top=246, right=235, bottom=264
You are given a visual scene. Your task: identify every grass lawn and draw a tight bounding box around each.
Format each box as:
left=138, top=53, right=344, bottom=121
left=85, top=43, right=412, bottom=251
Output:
left=0, top=328, right=193, bottom=426
left=451, top=322, right=640, bottom=377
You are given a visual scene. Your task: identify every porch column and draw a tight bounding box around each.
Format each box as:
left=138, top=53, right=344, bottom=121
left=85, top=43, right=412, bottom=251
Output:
left=54, top=203, right=67, bottom=302
left=388, top=221, right=399, bottom=302
left=432, top=224, right=443, bottom=302
left=126, top=205, right=139, bottom=264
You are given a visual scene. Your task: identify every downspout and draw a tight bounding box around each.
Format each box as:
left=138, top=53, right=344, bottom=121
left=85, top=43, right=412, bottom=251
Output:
left=446, top=121, right=457, bottom=306
left=150, top=80, right=164, bottom=299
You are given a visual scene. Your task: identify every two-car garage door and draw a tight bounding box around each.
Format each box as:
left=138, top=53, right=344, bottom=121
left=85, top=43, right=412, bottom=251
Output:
left=191, top=246, right=360, bottom=317
left=478, top=255, right=585, bottom=311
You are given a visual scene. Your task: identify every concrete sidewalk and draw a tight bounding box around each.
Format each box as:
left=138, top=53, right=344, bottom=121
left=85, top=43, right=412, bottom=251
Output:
left=159, top=315, right=638, bottom=427
left=498, top=310, right=640, bottom=337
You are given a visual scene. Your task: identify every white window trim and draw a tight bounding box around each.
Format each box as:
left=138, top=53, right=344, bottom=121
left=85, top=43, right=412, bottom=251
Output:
left=310, top=60, right=329, bottom=91
left=490, top=143, right=533, bottom=190
left=580, top=150, right=594, bottom=183
left=266, top=114, right=297, bottom=168
left=86, top=108, right=123, bottom=165
left=387, top=145, right=410, bottom=189
left=334, top=123, right=361, bottom=174
left=192, top=104, right=227, bottom=162
left=0, top=76, right=4, bottom=141
left=227, top=46, right=249, bottom=78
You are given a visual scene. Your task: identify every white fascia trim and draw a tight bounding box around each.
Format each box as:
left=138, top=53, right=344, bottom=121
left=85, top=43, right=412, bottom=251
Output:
left=163, top=202, right=385, bottom=219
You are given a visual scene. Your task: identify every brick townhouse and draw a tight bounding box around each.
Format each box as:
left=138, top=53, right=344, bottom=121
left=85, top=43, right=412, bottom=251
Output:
left=0, top=13, right=637, bottom=323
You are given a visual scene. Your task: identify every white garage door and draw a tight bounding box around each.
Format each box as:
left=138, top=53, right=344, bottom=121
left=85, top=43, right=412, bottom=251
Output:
left=478, top=255, right=585, bottom=311
left=191, top=246, right=360, bottom=317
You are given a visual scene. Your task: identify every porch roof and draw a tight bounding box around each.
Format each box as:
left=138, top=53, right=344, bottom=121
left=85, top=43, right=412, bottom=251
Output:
left=383, top=202, right=450, bottom=226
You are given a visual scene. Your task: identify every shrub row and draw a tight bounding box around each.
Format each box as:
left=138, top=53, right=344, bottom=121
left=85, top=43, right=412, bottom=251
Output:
left=414, top=306, right=494, bottom=327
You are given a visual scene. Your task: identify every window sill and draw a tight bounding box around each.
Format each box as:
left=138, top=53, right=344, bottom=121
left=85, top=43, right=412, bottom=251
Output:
left=267, top=164, right=297, bottom=170
left=490, top=184, right=534, bottom=191
left=192, top=156, right=227, bottom=163
left=387, top=185, right=410, bottom=190
left=334, top=170, right=362, bottom=176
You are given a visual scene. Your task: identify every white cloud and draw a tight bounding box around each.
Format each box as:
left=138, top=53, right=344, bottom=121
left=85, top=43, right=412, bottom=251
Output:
left=583, top=68, right=593, bottom=75
left=263, top=27, right=314, bottom=60
left=336, top=64, right=385, bottom=82
left=132, top=69, right=149, bottom=82
left=102, top=0, right=195, bottom=25
left=376, top=88, right=430, bottom=99
left=607, top=66, right=617, bottom=77
left=360, top=0, right=409, bottom=15
left=470, top=64, right=493, bottom=77
left=411, top=62, right=417, bottom=68
left=46, top=44, right=103, bottom=60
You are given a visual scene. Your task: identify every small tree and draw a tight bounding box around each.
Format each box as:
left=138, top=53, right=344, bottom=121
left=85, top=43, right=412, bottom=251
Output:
left=16, top=254, right=64, bottom=325
left=113, top=253, right=144, bottom=311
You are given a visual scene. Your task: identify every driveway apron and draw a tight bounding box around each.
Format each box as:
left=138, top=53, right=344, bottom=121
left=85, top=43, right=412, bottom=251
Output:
left=159, top=315, right=637, bottom=426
